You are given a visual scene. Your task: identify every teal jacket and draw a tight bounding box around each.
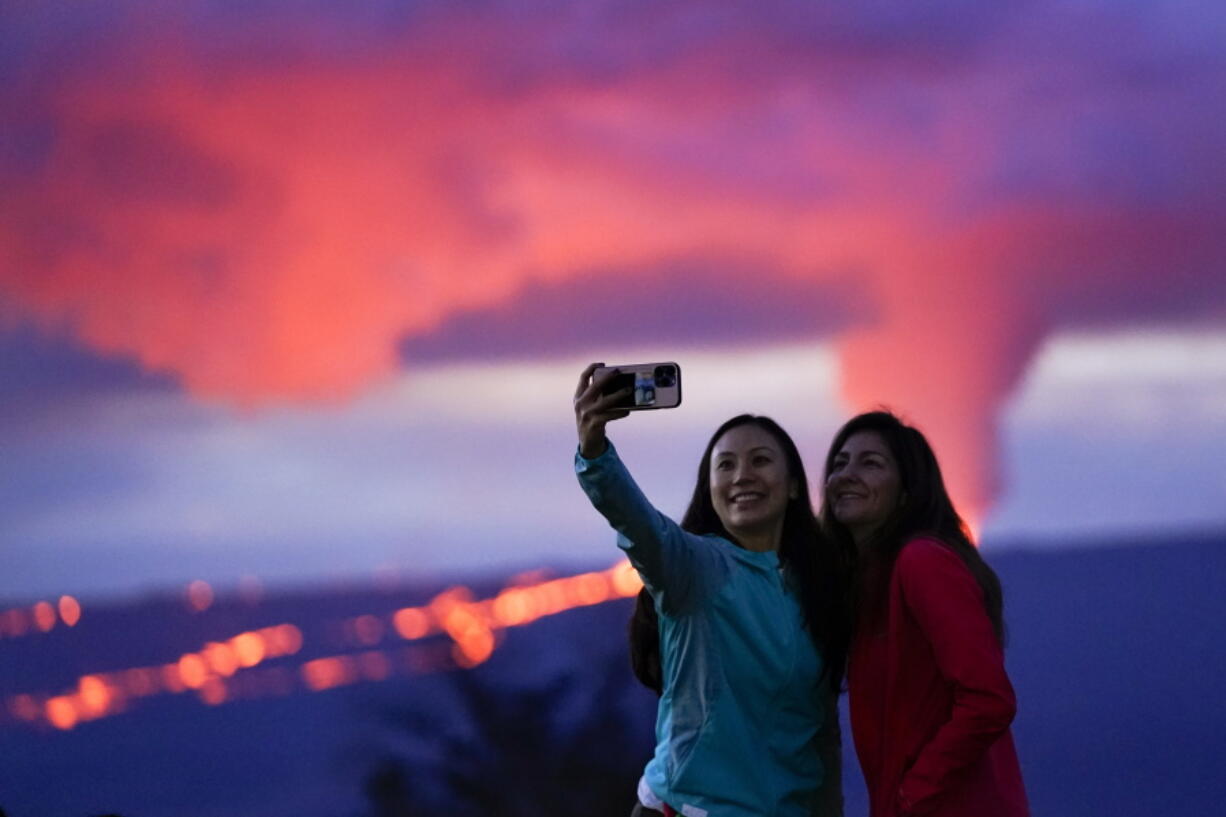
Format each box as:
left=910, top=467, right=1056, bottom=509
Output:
left=577, top=441, right=827, bottom=817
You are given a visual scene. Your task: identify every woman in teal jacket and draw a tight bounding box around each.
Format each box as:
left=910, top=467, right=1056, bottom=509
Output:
left=573, top=364, right=849, bottom=817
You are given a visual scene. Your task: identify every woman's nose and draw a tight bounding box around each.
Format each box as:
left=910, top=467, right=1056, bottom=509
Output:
left=830, top=472, right=858, bottom=489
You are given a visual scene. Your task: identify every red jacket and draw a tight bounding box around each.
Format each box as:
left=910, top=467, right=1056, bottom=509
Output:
left=849, top=538, right=1029, bottom=817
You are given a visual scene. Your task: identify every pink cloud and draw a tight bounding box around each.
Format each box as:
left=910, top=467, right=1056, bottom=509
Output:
left=1, top=0, right=1223, bottom=513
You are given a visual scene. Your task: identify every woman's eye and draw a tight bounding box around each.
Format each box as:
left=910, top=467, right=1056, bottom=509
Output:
left=716, top=460, right=733, bottom=470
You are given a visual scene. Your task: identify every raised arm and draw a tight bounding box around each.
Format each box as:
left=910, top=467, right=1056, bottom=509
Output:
left=572, top=363, right=720, bottom=611
left=895, top=539, right=1017, bottom=815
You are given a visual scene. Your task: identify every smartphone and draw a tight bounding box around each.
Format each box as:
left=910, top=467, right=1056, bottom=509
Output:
left=594, top=362, right=682, bottom=410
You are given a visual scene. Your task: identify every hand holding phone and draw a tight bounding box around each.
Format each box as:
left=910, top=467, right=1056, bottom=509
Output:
left=573, top=361, right=682, bottom=458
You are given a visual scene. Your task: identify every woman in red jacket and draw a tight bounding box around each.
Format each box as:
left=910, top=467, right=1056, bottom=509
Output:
left=820, top=411, right=1028, bottom=817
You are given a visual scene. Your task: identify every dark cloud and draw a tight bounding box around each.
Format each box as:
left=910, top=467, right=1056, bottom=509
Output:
left=401, top=262, right=871, bottom=364
left=0, top=321, right=178, bottom=420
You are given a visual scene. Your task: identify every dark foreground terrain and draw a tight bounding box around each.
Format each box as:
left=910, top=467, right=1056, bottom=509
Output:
left=1, top=532, right=1223, bottom=817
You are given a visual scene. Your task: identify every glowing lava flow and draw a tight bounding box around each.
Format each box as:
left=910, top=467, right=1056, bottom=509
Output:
left=4, top=560, right=643, bottom=730
left=300, top=559, right=643, bottom=691
left=0, top=596, right=82, bottom=639
left=15, top=623, right=305, bottom=731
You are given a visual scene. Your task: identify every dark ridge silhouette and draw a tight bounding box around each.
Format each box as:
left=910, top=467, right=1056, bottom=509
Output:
left=0, top=532, right=1222, bottom=816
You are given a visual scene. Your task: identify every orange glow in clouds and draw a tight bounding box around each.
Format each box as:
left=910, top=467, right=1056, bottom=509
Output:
left=0, top=24, right=1094, bottom=519
left=1, top=4, right=1223, bottom=529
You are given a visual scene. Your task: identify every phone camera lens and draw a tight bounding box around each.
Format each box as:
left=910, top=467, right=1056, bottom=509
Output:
left=653, top=365, right=676, bottom=388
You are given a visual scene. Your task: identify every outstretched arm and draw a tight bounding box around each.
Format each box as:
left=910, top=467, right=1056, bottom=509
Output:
left=573, top=363, right=719, bottom=612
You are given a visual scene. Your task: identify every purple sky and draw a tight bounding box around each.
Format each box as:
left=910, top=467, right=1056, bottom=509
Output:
left=1, top=0, right=1224, bottom=600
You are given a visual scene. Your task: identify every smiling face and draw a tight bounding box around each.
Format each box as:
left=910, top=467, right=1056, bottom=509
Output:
left=709, top=423, right=796, bottom=551
left=826, top=430, right=903, bottom=546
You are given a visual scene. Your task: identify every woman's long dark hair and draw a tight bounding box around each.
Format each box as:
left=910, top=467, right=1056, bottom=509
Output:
left=629, top=415, right=852, bottom=694
left=818, top=410, right=1005, bottom=642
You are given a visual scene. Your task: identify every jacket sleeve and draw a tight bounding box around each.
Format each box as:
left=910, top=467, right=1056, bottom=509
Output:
left=895, top=539, right=1016, bottom=815
left=575, top=440, right=721, bottom=613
